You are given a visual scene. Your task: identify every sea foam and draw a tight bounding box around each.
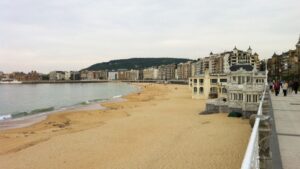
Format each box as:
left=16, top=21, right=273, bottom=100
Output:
left=0, top=114, right=12, bottom=120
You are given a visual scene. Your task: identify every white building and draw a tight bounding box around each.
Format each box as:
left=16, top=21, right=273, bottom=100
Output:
left=189, top=64, right=267, bottom=117
left=189, top=70, right=228, bottom=99
left=49, top=71, right=65, bottom=80
left=64, top=71, right=71, bottom=80
left=226, top=65, right=266, bottom=116
left=108, top=71, right=118, bottom=80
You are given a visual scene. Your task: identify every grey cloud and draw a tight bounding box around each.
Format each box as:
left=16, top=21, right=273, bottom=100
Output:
left=0, top=0, right=299, bottom=73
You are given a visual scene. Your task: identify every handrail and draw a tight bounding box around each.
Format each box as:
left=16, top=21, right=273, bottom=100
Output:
left=241, top=66, right=269, bottom=169
left=241, top=84, right=267, bottom=169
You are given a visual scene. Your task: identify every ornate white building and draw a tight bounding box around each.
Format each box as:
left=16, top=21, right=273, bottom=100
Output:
left=189, top=64, right=267, bottom=117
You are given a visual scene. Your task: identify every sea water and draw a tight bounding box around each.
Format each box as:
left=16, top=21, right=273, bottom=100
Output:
left=0, top=83, right=138, bottom=120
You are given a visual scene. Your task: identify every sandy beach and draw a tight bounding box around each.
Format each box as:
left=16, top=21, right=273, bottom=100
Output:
left=0, top=83, right=251, bottom=169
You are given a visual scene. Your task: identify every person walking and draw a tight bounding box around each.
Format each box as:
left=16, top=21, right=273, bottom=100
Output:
left=274, top=80, right=281, bottom=96
left=293, top=80, right=299, bottom=94
left=283, top=81, right=288, bottom=96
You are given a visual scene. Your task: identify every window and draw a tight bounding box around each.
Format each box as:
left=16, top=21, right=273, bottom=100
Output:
left=210, top=87, right=218, bottom=93
left=194, top=79, right=197, bottom=84
left=239, top=94, right=243, bottom=100
left=211, top=79, right=218, bottom=84
left=238, top=76, right=242, bottom=84
left=253, top=95, right=258, bottom=102
left=247, top=76, right=251, bottom=83
left=233, top=76, right=236, bottom=81
left=246, top=94, right=252, bottom=102
left=220, top=79, right=227, bottom=82
left=193, top=87, right=197, bottom=94
left=234, top=93, right=237, bottom=100
left=200, top=79, right=204, bottom=84
left=199, top=87, right=204, bottom=93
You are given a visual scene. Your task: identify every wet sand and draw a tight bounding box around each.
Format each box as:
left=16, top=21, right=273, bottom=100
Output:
left=0, top=83, right=251, bottom=169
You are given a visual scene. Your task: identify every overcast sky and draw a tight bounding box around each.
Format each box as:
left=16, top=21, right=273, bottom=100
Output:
left=0, top=0, right=299, bottom=73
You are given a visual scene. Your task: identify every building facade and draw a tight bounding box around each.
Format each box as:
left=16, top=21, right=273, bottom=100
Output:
left=49, top=71, right=65, bottom=80
left=189, top=65, right=267, bottom=117
left=177, top=61, right=192, bottom=80
left=189, top=70, right=228, bottom=99
left=108, top=71, right=118, bottom=80
left=226, top=65, right=266, bottom=116
left=158, top=64, right=176, bottom=80
left=195, top=47, right=260, bottom=75
left=143, top=68, right=158, bottom=80
left=267, top=36, right=300, bottom=81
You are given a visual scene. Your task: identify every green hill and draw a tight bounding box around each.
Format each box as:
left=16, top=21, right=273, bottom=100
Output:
left=84, top=58, right=192, bottom=71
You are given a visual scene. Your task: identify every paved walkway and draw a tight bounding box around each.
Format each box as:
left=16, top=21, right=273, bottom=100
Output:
left=270, top=90, right=300, bottom=169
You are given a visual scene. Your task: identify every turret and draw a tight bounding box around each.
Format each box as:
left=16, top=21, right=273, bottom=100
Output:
left=233, top=46, right=238, bottom=54
left=247, top=46, right=252, bottom=54
left=296, top=36, right=300, bottom=51
left=296, top=34, right=300, bottom=47
left=296, top=35, right=300, bottom=54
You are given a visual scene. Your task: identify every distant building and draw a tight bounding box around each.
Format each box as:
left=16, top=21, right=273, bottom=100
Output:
left=26, top=71, right=42, bottom=81
left=158, top=64, right=176, bottom=80
left=80, top=71, right=88, bottom=80
left=177, top=61, right=192, bottom=80
left=108, top=71, right=118, bottom=80
left=125, top=70, right=140, bottom=80
left=70, top=71, right=80, bottom=80
left=195, top=47, right=260, bottom=75
left=0, top=71, right=4, bottom=80
left=94, top=70, right=108, bottom=80
left=87, top=71, right=95, bottom=80
left=79, top=70, right=108, bottom=80
left=267, top=36, right=300, bottom=81
left=10, top=72, right=26, bottom=81
left=117, top=69, right=128, bottom=80
left=143, top=68, right=158, bottom=80
left=117, top=69, right=140, bottom=81
left=64, top=71, right=71, bottom=80
left=191, top=62, right=196, bottom=77
left=49, top=71, right=65, bottom=80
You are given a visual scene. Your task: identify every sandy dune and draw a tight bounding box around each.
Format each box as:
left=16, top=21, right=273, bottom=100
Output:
left=0, top=83, right=250, bottom=169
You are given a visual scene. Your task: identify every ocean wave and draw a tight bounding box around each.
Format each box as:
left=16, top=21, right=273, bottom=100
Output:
left=113, top=95, right=122, bottom=98
left=89, top=98, right=107, bottom=102
left=0, top=114, right=12, bottom=120
left=80, top=101, right=90, bottom=105
left=29, top=107, right=54, bottom=114
left=79, top=98, right=108, bottom=105
left=11, top=112, right=28, bottom=118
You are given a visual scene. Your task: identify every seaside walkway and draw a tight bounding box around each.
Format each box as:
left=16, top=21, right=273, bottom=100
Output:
left=270, top=91, right=300, bottom=169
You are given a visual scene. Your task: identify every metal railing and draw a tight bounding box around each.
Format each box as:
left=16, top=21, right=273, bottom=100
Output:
left=241, top=84, right=267, bottom=169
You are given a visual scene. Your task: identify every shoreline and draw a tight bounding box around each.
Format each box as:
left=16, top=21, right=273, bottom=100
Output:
left=0, top=83, right=250, bottom=169
left=0, top=83, right=141, bottom=131
left=0, top=79, right=188, bottom=85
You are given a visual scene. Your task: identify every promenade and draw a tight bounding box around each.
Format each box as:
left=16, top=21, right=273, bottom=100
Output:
left=270, top=90, right=300, bottom=169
